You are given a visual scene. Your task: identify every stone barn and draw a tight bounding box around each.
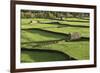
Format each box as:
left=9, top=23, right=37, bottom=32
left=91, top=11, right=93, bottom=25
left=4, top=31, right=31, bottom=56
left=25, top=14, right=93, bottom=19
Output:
left=70, top=32, right=80, bottom=40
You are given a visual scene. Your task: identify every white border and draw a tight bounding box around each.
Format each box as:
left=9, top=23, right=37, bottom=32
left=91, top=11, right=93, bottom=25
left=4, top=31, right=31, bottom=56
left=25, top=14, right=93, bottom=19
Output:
left=16, top=4, right=94, bottom=69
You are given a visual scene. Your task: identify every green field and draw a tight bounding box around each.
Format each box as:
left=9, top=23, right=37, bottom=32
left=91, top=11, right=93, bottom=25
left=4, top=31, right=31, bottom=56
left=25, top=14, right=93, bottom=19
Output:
left=21, top=11, right=90, bottom=62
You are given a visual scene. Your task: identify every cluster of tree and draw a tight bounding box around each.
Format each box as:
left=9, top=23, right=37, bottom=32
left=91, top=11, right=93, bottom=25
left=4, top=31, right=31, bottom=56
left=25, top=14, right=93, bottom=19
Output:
left=21, top=10, right=89, bottom=20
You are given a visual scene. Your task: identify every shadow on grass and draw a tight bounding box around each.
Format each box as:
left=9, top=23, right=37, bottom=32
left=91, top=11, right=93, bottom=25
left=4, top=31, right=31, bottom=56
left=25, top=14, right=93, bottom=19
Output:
left=39, top=21, right=89, bottom=28
left=22, top=36, right=89, bottom=45
left=49, top=18, right=89, bottom=23
left=21, top=48, right=77, bottom=63
left=22, top=28, right=68, bottom=37
left=69, top=37, right=89, bottom=42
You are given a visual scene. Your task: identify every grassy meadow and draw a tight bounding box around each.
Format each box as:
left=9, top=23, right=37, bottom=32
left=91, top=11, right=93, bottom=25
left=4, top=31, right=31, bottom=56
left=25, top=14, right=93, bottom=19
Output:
left=21, top=10, right=90, bottom=62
